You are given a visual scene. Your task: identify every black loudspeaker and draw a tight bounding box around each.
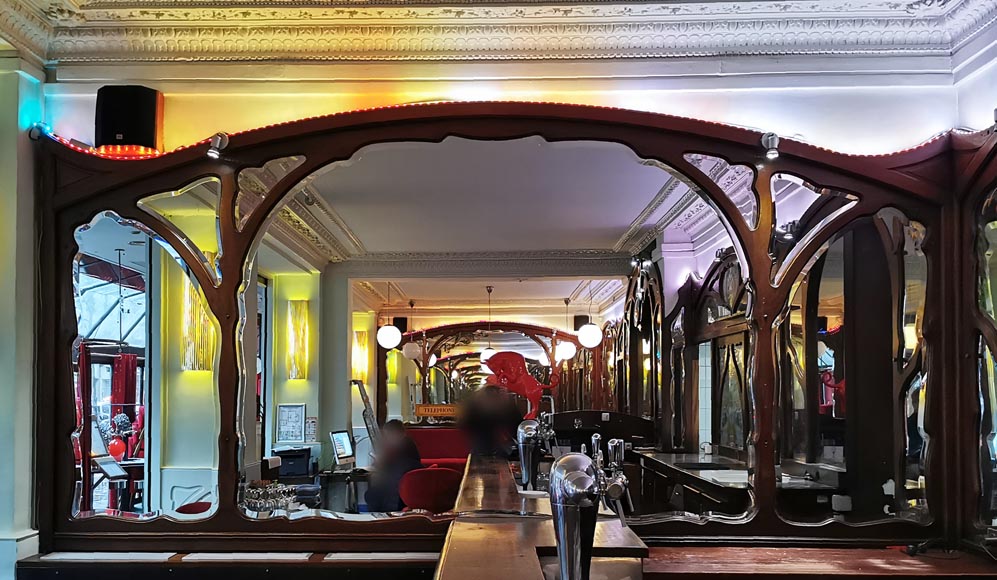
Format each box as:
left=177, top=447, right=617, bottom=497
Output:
left=574, top=315, right=590, bottom=331
left=95, top=85, right=164, bottom=151
left=394, top=317, right=409, bottom=333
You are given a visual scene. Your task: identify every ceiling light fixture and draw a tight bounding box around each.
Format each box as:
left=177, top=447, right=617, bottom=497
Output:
left=207, top=132, right=230, bottom=159
left=480, top=285, right=496, bottom=362
left=578, top=283, right=604, bottom=349
left=401, top=300, right=421, bottom=359
left=761, top=132, right=780, bottom=160
left=555, top=298, right=577, bottom=362
left=376, top=283, right=402, bottom=350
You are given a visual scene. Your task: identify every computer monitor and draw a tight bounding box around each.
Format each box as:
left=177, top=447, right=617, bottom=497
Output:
left=330, top=430, right=355, bottom=467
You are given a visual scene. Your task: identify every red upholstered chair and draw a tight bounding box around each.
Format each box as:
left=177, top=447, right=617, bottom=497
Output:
left=407, top=428, right=470, bottom=472
left=399, top=466, right=463, bottom=514
left=175, top=501, right=212, bottom=515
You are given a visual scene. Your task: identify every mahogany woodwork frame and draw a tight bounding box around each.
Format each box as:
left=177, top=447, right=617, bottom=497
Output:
left=32, top=101, right=995, bottom=551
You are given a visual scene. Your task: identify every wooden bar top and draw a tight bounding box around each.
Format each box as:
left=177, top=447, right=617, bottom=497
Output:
left=437, top=517, right=648, bottom=580
left=454, top=454, right=550, bottom=516
left=437, top=454, right=648, bottom=580
left=455, top=454, right=615, bottom=517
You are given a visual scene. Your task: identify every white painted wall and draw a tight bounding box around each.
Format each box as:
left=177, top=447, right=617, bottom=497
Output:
left=0, top=55, right=40, bottom=580
left=271, top=274, right=322, bottom=461
left=42, top=73, right=958, bottom=155
left=958, top=58, right=997, bottom=131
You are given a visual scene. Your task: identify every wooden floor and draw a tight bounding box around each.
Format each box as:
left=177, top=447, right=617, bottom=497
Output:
left=643, top=547, right=997, bottom=578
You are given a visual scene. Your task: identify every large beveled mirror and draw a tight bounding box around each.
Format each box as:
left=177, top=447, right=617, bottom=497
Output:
left=72, top=201, right=221, bottom=521
left=38, top=103, right=954, bottom=552
left=775, top=208, right=929, bottom=524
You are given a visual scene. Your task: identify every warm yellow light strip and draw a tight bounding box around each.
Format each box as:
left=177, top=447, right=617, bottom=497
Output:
left=287, top=300, right=309, bottom=380
left=182, top=276, right=216, bottom=371
left=352, top=330, right=369, bottom=384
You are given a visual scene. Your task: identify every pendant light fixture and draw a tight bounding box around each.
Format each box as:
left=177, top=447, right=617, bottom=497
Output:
left=401, top=300, right=422, bottom=359
left=578, top=282, right=604, bottom=349
left=480, top=285, right=496, bottom=362
left=376, top=283, right=402, bottom=350
left=555, top=297, right=577, bottom=362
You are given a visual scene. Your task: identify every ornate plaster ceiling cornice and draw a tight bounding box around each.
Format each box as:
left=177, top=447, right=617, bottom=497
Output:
left=0, top=0, right=51, bottom=66
left=2, top=0, right=996, bottom=64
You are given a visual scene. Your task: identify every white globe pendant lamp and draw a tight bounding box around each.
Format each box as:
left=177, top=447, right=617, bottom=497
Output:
left=578, top=323, right=603, bottom=349
left=376, top=324, right=402, bottom=350
left=376, top=283, right=402, bottom=349
left=480, top=285, right=496, bottom=362
left=402, top=342, right=422, bottom=360
left=578, top=283, right=604, bottom=349
left=428, top=354, right=438, bottom=368
left=555, top=341, right=577, bottom=362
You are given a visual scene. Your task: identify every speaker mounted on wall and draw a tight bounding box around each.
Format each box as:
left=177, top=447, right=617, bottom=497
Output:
left=95, top=85, right=164, bottom=153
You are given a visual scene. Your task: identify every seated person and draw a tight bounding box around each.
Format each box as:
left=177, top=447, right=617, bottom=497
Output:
left=365, top=420, right=422, bottom=512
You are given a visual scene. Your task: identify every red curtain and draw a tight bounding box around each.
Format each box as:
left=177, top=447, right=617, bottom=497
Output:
left=111, top=353, right=137, bottom=420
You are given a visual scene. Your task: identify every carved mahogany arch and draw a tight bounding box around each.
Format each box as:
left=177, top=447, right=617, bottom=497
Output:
left=36, top=101, right=960, bottom=551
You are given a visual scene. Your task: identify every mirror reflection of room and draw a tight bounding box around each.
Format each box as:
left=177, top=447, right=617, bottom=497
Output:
left=64, top=132, right=934, bottom=531
left=73, top=205, right=221, bottom=520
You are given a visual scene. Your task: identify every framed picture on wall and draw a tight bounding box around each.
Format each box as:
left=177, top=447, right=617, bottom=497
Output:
left=276, top=403, right=306, bottom=443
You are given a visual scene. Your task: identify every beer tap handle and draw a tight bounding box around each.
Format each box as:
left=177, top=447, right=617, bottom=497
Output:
left=590, top=434, right=603, bottom=469
left=614, top=499, right=628, bottom=527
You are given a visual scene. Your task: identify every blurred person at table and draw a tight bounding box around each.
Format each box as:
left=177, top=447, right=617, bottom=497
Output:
left=365, top=419, right=422, bottom=512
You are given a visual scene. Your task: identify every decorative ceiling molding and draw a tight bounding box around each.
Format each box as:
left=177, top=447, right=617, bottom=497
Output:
left=301, top=185, right=368, bottom=255
left=0, top=0, right=51, bottom=66
left=614, top=174, right=682, bottom=254
left=284, top=197, right=354, bottom=261
left=267, top=214, right=330, bottom=270
left=2, top=0, right=996, bottom=64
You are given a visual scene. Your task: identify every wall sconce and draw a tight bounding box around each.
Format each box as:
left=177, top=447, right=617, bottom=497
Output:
left=287, top=300, right=309, bottom=380
left=352, top=330, right=369, bottom=384
left=181, top=276, right=216, bottom=371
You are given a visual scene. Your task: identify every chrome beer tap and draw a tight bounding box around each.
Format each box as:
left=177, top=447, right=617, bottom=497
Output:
left=538, top=411, right=556, bottom=454
left=549, top=433, right=631, bottom=580
left=516, top=419, right=542, bottom=491
left=606, top=438, right=633, bottom=522
left=588, top=434, right=630, bottom=526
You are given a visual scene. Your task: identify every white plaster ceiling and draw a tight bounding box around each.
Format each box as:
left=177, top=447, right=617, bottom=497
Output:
left=356, top=277, right=625, bottom=316
left=303, top=136, right=677, bottom=254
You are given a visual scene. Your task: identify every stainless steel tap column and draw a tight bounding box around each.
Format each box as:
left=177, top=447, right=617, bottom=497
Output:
left=516, top=419, right=542, bottom=491
left=548, top=453, right=599, bottom=580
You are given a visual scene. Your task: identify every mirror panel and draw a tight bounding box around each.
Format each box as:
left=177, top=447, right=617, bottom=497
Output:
left=72, top=211, right=219, bottom=520
left=236, top=156, right=306, bottom=231
left=776, top=212, right=930, bottom=524
left=138, top=178, right=224, bottom=286
left=684, top=153, right=758, bottom=230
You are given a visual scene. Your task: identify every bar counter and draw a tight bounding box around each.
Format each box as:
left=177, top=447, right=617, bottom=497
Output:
left=437, top=454, right=648, bottom=580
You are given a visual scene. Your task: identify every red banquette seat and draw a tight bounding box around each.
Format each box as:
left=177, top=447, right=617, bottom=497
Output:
left=406, top=427, right=469, bottom=472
